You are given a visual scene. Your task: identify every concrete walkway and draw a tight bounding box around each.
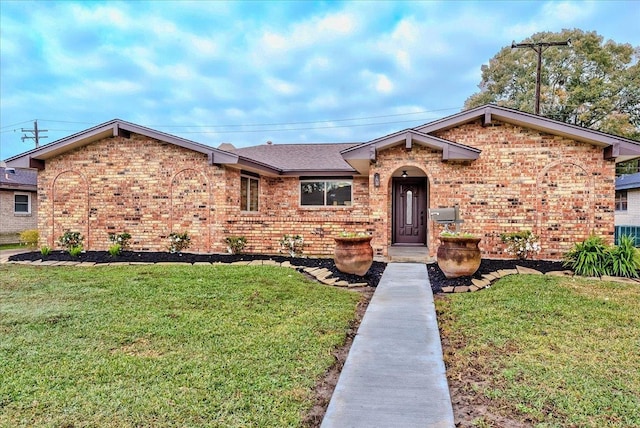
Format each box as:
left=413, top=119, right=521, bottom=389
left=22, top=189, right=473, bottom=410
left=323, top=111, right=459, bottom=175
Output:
left=322, top=263, right=455, bottom=428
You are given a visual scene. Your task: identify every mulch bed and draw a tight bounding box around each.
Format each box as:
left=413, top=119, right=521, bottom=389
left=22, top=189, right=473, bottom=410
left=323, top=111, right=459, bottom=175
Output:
left=9, top=251, right=387, bottom=288
left=427, top=258, right=567, bottom=293
left=9, top=251, right=568, bottom=293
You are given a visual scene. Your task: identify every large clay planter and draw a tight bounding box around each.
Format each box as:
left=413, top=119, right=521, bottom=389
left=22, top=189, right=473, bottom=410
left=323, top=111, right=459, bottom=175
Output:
left=334, top=236, right=374, bottom=276
left=437, top=236, right=481, bottom=278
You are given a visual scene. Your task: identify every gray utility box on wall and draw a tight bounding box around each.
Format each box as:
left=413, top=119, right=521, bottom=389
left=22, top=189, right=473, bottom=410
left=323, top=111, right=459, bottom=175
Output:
left=429, top=207, right=457, bottom=223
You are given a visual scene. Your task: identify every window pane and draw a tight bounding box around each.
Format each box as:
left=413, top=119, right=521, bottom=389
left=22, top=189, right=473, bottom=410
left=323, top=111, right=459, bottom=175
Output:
left=326, top=181, right=352, bottom=206
left=15, top=194, right=29, bottom=213
left=406, top=191, right=413, bottom=224
left=249, top=178, right=259, bottom=211
left=241, top=177, right=248, bottom=211
left=301, top=182, right=325, bottom=206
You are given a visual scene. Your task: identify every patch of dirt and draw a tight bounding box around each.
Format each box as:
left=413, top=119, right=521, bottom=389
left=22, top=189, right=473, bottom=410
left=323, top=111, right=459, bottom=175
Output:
left=9, top=250, right=387, bottom=288
left=303, top=287, right=374, bottom=427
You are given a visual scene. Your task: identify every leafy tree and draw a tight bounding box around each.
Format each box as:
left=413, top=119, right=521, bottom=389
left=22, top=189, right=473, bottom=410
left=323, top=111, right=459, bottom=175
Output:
left=465, top=29, right=640, bottom=141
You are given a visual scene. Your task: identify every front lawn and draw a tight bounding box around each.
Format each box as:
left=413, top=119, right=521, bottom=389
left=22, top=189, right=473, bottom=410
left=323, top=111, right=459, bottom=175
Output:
left=437, top=274, right=640, bottom=427
left=0, top=264, right=361, bottom=427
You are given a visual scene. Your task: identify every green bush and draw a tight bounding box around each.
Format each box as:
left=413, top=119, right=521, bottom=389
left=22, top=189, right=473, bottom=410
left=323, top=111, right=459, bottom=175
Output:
left=224, top=236, right=247, bottom=254
left=563, top=235, right=611, bottom=277
left=108, top=244, right=122, bottom=257
left=108, top=232, right=131, bottom=251
left=69, top=246, right=83, bottom=257
left=58, top=231, right=84, bottom=252
left=19, top=229, right=39, bottom=247
left=40, top=246, right=51, bottom=256
left=609, top=235, right=640, bottom=278
left=168, top=232, right=191, bottom=254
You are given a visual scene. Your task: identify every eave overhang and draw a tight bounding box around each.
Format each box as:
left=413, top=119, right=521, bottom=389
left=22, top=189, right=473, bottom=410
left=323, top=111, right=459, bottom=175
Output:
left=4, top=119, right=242, bottom=170
left=416, top=105, right=640, bottom=162
left=341, top=129, right=480, bottom=174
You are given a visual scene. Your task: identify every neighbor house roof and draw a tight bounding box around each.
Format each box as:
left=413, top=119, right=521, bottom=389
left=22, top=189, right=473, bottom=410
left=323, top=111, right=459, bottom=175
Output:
left=232, top=143, right=359, bottom=176
left=616, top=172, right=640, bottom=191
left=0, top=167, right=37, bottom=192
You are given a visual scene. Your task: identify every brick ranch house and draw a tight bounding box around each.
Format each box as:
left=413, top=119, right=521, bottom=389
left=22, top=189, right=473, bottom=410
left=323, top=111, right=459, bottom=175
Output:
left=5, top=104, right=640, bottom=260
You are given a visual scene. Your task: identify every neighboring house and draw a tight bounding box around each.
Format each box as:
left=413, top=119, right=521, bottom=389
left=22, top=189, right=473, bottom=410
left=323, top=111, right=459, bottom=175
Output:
left=0, top=167, right=38, bottom=244
left=614, top=172, right=640, bottom=245
left=5, top=104, right=640, bottom=260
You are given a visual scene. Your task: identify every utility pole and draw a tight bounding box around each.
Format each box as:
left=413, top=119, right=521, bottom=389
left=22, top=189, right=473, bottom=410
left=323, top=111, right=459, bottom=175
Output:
left=21, top=120, right=48, bottom=148
left=511, top=39, right=571, bottom=115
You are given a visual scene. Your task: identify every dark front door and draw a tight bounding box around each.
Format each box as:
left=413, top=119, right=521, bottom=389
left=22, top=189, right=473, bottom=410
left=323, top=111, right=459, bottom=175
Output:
left=393, top=178, right=427, bottom=245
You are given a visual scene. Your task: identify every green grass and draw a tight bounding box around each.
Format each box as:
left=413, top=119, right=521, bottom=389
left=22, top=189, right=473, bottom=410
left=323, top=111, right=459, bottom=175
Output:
left=437, top=275, right=640, bottom=427
left=0, top=264, right=361, bottom=427
left=0, top=243, right=24, bottom=250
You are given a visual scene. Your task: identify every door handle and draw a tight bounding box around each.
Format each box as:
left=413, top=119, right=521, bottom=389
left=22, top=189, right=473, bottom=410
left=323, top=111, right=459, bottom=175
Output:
left=420, top=211, right=424, bottom=226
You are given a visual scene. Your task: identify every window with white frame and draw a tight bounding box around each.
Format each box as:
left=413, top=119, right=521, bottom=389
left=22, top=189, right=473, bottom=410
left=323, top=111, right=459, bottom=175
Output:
left=615, top=190, right=628, bottom=211
left=300, top=179, right=352, bottom=206
left=14, top=192, right=31, bottom=214
left=241, top=174, right=259, bottom=211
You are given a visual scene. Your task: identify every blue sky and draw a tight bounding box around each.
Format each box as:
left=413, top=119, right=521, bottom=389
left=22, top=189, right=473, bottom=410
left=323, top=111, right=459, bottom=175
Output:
left=1, top=0, right=639, bottom=160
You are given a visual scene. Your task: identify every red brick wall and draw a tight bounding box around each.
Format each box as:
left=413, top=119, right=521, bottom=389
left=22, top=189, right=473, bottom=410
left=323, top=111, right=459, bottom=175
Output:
left=36, top=120, right=615, bottom=260
left=368, top=119, right=615, bottom=260
left=37, top=134, right=372, bottom=255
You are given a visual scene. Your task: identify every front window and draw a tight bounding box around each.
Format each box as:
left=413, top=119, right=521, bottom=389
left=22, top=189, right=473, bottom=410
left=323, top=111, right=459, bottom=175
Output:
left=14, top=193, right=31, bottom=214
left=241, top=175, right=259, bottom=211
left=615, top=190, right=628, bottom=211
left=300, top=179, right=352, bottom=206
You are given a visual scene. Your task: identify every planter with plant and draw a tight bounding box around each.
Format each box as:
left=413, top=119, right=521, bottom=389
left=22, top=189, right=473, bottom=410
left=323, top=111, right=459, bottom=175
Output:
left=333, top=232, right=373, bottom=276
left=436, top=231, right=481, bottom=278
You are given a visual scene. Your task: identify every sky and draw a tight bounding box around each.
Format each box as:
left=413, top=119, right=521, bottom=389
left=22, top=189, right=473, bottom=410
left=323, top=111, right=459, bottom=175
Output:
left=1, top=0, right=639, bottom=160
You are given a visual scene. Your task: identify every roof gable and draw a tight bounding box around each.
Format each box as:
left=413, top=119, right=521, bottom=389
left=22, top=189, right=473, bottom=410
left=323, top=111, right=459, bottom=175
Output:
left=416, top=104, right=640, bottom=162
left=4, top=119, right=240, bottom=169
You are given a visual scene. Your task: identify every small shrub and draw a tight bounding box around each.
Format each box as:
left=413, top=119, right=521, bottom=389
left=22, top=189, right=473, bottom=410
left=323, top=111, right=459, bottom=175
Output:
left=19, top=229, right=39, bottom=247
left=58, top=231, right=84, bottom=253
left=563, top=235, right=611, bottom=277
left=279, top=234, right=304, bottom=257
left=40, top=246, right=51, bottom=256
left=500, top=230, right=540, bottom=260
left=108, top=232, right=131, bottom=251
left=108, top=244, right=122, bottom=257
left=225, top=236, right=247, bottom=254
left=609, top=235, right=640, bottom=278
left=168, top=232, right=191, bottom=254
left=69, top=246, right=83, bottom=257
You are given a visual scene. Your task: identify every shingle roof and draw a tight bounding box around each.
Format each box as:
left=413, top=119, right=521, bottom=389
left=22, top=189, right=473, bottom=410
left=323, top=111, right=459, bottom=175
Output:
left=616, top=172, right=640, bottom=191
left=232, top=143, right=360, bottom=173
left=0, top=167, right=37, bottom=191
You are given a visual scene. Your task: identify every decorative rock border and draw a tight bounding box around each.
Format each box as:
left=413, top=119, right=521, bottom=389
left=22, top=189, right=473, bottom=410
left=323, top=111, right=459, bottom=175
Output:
left=441, top=265, right=640, bottom=293
left=1, top=257, right=371, bottom=289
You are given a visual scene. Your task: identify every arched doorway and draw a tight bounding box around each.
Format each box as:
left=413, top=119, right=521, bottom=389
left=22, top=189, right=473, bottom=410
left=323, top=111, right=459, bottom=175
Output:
left=392, top=167, right=428, bottom=245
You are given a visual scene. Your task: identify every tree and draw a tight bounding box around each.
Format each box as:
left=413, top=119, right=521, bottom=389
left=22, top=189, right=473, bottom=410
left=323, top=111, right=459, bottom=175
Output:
left=465, top=29, right=640, bottom=142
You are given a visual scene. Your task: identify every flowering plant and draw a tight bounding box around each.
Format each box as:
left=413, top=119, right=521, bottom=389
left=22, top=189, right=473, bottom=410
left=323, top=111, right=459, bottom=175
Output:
left=500, top=230, right=541, bottom=260
left=58, top=231, right=83, bottom=253
left=108, top=232, right=131, bottom=251
left=168, top=232, right=191, bottom=254
left=279, top=234, right=304, bottom=257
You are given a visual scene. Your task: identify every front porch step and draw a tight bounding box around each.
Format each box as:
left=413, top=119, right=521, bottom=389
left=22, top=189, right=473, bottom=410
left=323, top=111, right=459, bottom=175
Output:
left=386, top=246, right=435, bottom=264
